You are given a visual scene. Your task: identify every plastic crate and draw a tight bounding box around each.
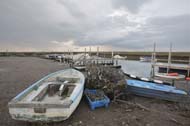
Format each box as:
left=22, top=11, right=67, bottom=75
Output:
left=84, top=89, right=110, bottom=110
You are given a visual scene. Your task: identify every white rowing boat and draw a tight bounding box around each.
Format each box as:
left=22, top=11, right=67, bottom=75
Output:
left=8, top=69, right=85, bottom=122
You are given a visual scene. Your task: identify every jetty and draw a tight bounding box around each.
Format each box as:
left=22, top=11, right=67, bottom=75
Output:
left=151, top=43, right=190, bottom=77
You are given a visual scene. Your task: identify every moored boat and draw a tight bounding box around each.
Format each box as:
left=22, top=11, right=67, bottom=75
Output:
left=8, top=69, right=85, bottom=122
left=74, top=66, right=86, bottom=71
left=124, top=72, right=171, bottom=85
left=155, top=72, right=185, bottom=80
left=126, top=80, right=190, bottom=102
left=139, top=56, right=151, bottom=62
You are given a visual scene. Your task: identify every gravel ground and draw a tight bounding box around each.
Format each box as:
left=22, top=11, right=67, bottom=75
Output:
left=0, top=57, right=190, bottom=126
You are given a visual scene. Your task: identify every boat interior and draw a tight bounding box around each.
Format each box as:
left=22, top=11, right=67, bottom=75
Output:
left=18, top=76, right=81, bottom=103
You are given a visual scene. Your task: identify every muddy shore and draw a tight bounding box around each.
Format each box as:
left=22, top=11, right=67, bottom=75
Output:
left=0, top=57, right=190, bottom=126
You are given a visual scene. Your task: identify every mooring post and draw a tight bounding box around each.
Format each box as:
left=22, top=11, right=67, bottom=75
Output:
left=151, top=42, right=156, bottom=78
left=97, top=46, right=99, bottom=65
left=188, top=56, right=190, bottom=77
left=167, top=43, right=172, bottom=74
left=112, top=49, right=114, bottom=65
left=84, top=48, right=86, bottom=65
left=89, top=46, right=91, bottom=56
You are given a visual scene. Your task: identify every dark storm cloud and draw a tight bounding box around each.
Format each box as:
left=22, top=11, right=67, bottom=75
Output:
left=107, top=14, right=190, bottom=51
left=0, top=0, right=189, bottom=51
left=111, top=0, right=151, bottom=13
left=0, top=1, right=51, bottom=45
left=148, top=14, right=190, bottom=51
left=56, top=0, right=86, bottom=19
left=0, top=0, right=81, bottom=49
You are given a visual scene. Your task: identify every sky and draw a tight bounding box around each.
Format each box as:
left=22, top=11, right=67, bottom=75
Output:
left=0, top=0, right=190, bottom=52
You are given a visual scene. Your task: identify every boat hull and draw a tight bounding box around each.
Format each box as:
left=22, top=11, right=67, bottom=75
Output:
left=126, top=80, right=190, bottom=103
left=9, top=90, right=83, bottom=122
left=8, top=69, right=85, bottom=122
left=159, top=67, right=188, bottom=77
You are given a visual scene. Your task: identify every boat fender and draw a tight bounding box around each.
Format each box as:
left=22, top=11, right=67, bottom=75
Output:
left=141, top=78, right=149, bottom=81
left=186, top=77, right=190, bottom=81
left=167, top=73, right=179, bottom=76
left=130, top=75, right=137, bottom=78
left=153, top=80, right=163, bottom=84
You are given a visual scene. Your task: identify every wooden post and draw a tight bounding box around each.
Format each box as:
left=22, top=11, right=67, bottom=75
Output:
left=89, top=46, right=91, bottom=56
left=112, top=50, right=114, bottom=58
left=167, top=43, right=172, bottom=74
left=68, top=49, right=70, bottom=64
left=151, top=42, right=156, bottom=78
left=96, top=46, right=99, bottom=57
left=6, top=49, right=8, bottom=56
left=71, top=50, right=74, bottom=67
left=84, top=48, right=86, bottom=65
left=188, top=56, right=190, bottom=77
left=112, top=50, right=114, bottom=65
left=96, top=46, right=99, bottom=65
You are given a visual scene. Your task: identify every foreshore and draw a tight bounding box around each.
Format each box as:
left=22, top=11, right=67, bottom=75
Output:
left=0, top=57, right=190, bottom=126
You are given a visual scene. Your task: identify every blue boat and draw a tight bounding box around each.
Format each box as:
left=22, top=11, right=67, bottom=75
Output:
left=126, top=80, right=190, bottom=102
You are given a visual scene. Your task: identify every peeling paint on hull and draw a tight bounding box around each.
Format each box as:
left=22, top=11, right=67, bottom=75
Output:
left=9, top=90, right=83, bottom=122
left=11, top=114, right=67, bottom=122
left=8, top=69, right=85, bottom=122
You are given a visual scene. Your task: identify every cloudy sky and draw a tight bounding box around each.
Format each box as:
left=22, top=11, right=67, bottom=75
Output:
left=0, top=0, right=190, bottom=52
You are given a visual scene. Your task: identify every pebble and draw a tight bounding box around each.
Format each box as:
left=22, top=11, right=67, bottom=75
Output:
left=114, top=118, right=118, bottom=121
left=79, top=121, right=82, bottom=124
left=146, top=123, right=150, bottom=126
left=132, top=116, right=137, bottom=120
left=125, top=109, right=132, bottom=112
left=122, top=121, right=126, bottom=125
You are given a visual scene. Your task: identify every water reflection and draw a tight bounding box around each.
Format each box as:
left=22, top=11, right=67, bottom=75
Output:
left=118, top=60, right=152, bottom=78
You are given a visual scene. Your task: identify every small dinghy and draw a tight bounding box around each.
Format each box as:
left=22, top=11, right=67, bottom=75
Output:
left=74, top=66, right=86, bottom=71
left=124, top=72, right=171, bottom=85
left=155, top=72, right=185, bottom=80
left=126, top=80, right=190, bottom=102
left=8, top=69, right=85, bottom=122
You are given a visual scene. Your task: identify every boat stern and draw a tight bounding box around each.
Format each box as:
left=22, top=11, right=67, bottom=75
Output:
left=9, top=107, right=69, bottom=122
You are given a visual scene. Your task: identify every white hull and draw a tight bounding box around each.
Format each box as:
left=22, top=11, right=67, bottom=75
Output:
left=9, top=90, right=83, bottom=122
left=139, top=57, right=151, bottom=62
left=155, top=73, right=185, bottom=79
left=8, top=69, right=85, bottom=122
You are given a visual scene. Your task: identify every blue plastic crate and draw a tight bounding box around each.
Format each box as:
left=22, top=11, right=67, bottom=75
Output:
left=84, top=89, right=110, bottom=110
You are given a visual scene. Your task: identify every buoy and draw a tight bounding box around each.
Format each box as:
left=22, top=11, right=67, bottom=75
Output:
left=141, top=78, right=149, bottom=81
left=153, top=80, right=163, bottom=84
left=186, top=77, right=190, bottom=81
left=130, top=74, right=137, bottom=78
